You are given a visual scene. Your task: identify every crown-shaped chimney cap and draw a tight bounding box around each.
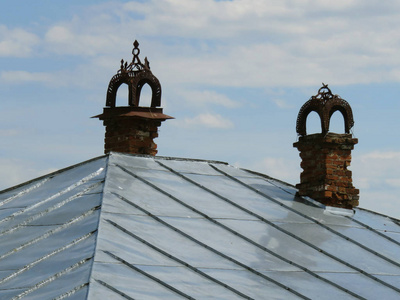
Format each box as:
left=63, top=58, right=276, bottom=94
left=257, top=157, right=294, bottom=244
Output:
left=93, top=40, right=173, bottom=156
left=296, top=83, right=354, bottom=136
left=105, top=40, right=162, bottom=109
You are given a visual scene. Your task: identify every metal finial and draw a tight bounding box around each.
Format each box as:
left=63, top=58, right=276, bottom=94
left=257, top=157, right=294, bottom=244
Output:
left=118, top=40, right=147, bottom=73
left=131, top=40, right=141, bottom=66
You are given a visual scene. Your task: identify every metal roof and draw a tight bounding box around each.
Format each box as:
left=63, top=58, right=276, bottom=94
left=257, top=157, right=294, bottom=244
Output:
left=0, top=152, right=399, bottom=299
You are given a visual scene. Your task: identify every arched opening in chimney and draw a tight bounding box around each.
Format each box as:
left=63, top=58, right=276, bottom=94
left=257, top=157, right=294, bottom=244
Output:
left=138, top=83, right=152, bottom=107
left=115, top=83, right=129, bottom=107
left=305, top=111, right=321, bottom=134
left=329, top=110, right=345, bottom=133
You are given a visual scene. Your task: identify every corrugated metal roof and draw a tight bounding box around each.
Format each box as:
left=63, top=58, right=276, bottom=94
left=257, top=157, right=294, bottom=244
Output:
left=0, top=152, right=399, bottom=299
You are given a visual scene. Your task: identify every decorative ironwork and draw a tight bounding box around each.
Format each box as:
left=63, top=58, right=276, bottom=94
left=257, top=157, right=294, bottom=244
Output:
left=296, top=83, right=354, bottom=136
left=106, top=40, right=161, bottom=108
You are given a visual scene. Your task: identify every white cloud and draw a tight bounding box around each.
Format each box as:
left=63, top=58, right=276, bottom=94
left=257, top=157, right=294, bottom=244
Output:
left=177, top=90, right=240, bottom=108
left=358, top=151, right=400, bottom=161
left=4, top=0, right=396, bottom=89
left=272, top=98, right=294, bottom=109
left=44, top=23, right=121, bottom=56
left=45, top=26, right=74, bottom=44
left=141, top=0, right=400, bottom=86
left=351, top=151, right=400, bottom=217
left=0, top=25, right=39, bottom=57
left=353, top=151, right=400, bottom=188
left=358, top=190, right=400, bottom=219
left=1, top=71, right=54, bottom=84
left=181, top=113, right=234, bottom=129
left=0, top=63, right=112, bottom=88
left=249, top=157, right=300, bottom=184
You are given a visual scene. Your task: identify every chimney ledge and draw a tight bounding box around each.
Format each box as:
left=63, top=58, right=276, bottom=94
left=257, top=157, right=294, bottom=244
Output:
left=294, top=132, right=358, bottom=148
left=93, top=106, right=174, bottom=121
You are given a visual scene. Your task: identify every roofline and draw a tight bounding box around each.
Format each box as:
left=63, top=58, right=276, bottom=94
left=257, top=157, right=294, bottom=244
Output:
left=356, top=206, right=400, bottom=223
left=241, top=168, right=296, bottom=189
left=2, top=151, right=399, bottom=223
left=0, top=152, right=228, bottom=195
left=109, top=151, right=229, bottom=165
left=0, top=155, right=107, bottom=195
left=246, top=168, right=400, bottom=222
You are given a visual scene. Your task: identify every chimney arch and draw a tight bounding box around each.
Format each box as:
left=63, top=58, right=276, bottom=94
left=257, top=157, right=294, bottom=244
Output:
left=106, top=69, right=161, bottom=108
left=296, top=84, right=354, bottom=136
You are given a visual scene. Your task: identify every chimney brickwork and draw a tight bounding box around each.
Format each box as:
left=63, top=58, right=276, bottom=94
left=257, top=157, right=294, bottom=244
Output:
left=103, top=114, right=161, bottom=155
left=294, top=133, right=359, bottom=208
left=294, top=84, right=359, bottom=209
left=94, top=40, right=172, bottom=155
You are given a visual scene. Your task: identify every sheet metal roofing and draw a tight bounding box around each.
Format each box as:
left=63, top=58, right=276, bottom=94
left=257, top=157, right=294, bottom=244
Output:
left=0, top=152, right=399, bottom=299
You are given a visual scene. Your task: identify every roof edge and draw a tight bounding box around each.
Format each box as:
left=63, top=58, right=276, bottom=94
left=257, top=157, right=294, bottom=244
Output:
left=0, top=155, right=107, bottom=195
left=241, top=168, right=296, bottom=188
left=356, top=206, right=400, bottom=223
left=109, top=151, right=229, bottom=165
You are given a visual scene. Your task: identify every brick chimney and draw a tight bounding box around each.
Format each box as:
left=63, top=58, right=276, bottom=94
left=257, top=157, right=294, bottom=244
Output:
left=94, top=40, right=173, bottom=155
left=293, top=84, right=359, bottom=209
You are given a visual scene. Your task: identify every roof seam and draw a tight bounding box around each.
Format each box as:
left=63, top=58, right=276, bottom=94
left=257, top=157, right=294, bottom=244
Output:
left=53, top=283, right=89, bottom=300
left=86, top=154, right=111, bottom=300
left=10, top=257, right=92, bottom=300
left=242, top=168, right=297, bottom=189
left=94, top=279, right=134, bottom=300
left=0, top=155, right=107, bottom=195
left=153, top=161, right=368, bottom=299
left=107, top=219, right=254, bottom=299
left=111, top=190, right=311, bottom=300
left=0, top=178, right=51, bottom=208
left=0, top=168, right=105, bottom=227
left=0, top=230, right=96, bottom=286
left=0, top=181, right=103, bottom=237
left=104, top=251, right=196, bottom=300
left=243, top=167, right=400, bottom=248
left=357, top=207, right=400, bottom=223
left=209, top=164, right=400, bottom=285
left=344, top=217, right=400, bottom=248
left=0, top=206, right=100, bottom=262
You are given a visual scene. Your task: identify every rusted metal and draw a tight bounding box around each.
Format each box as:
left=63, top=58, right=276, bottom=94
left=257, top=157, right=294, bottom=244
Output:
left=106, top=40, right=161, bottom=108
left=93, top=106, right=174, bottom=121
left=296, top=83, right=354, bottom=136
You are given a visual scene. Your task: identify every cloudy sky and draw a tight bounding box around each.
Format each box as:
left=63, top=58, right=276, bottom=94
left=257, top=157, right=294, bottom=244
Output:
left=1, top=0, right=400, bottom=218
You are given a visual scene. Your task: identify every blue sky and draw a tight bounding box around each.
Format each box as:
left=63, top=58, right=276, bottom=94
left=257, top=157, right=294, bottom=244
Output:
left=1, top=0, right=400, bottom=218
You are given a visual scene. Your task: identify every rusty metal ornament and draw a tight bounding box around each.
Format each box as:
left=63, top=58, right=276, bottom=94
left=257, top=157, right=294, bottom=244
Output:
left=296, top=83, right=354, bottom=136
left=106, top=40, right=161, bottom=108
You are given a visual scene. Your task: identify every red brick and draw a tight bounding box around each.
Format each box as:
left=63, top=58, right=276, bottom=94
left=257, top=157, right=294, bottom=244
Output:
left=294, top=133, right=358, bottom=208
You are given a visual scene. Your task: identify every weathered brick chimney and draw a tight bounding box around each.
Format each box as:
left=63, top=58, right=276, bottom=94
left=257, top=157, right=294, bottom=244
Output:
left=94, top=40, right=173, bottom=155
left=293, top=84, right=359, bottom=209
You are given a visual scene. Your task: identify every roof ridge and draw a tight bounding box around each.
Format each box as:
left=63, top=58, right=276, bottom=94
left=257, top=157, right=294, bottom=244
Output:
left=109, top=151, right=229, bottom=165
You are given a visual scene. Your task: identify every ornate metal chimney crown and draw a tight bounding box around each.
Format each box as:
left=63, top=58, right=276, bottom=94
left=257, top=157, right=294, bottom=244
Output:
left=296, top=83, right=354, bottom=136
left=293, top=84, right=359, bottom=209
left=106, top=40, right=162, bottom=108
left=94, top=40, right=173, bottom=156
